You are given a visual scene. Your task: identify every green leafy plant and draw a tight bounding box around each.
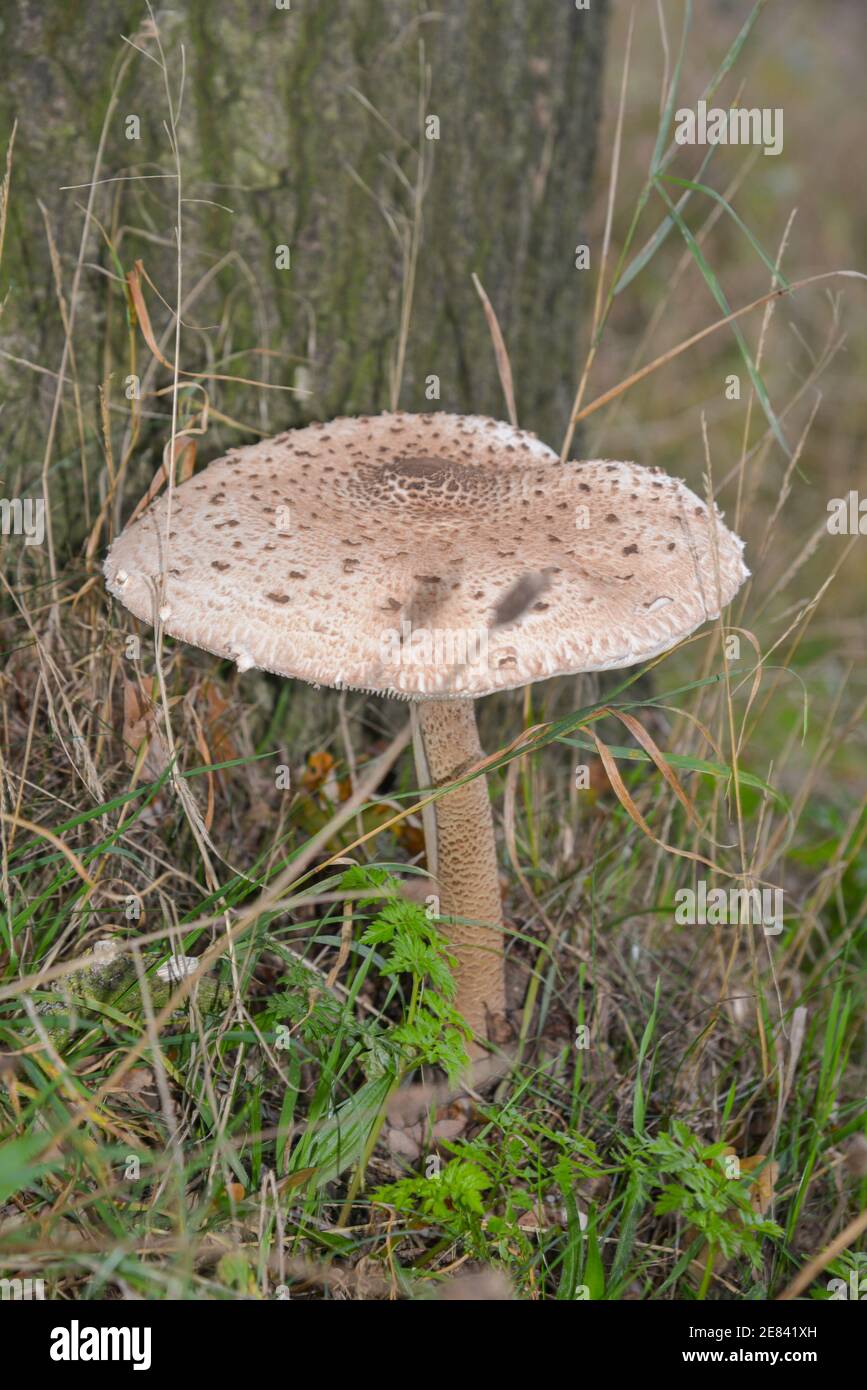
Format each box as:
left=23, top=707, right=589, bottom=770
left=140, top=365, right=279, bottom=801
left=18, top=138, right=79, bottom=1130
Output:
left=622, top=1121, right=783, bottom=1288
left=378, top=1158, right=491, bottom=1226
left=376, top=1107, right=607, bottom=1278
left=344, top=866, right=471, bottom=1081
left=264, top=959, right=347, bottom=1048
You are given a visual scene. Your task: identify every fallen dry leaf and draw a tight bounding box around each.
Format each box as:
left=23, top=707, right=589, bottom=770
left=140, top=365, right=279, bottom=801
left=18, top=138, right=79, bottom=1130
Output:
left=104, top=1067, right=155, bottom=1094
left=844, top=1133, right=867, bottom=1179
left=302, top=750, right=337, bottom=795
left=385, top=1125, right=422, bottom=1162
left=740, top=1152, right=779, bottom=1216
left=122, top=677, right=168, bottom=780
left=200, top=679, right=240, bottom=770
left=430, top=1117, right=467, bottom=1146
left=438, top=1267, right=513, bottom=1301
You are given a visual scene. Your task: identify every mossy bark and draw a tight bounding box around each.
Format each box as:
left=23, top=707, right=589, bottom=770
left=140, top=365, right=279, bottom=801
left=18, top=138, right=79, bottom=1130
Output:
left=0, top=0, right=608, bottom=514
left=38, top=942, right=229, bottom=1044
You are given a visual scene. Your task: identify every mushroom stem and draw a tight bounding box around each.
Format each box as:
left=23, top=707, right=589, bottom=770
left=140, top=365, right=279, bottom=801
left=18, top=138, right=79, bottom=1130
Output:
left=417, top=699, right=506, bottom=1049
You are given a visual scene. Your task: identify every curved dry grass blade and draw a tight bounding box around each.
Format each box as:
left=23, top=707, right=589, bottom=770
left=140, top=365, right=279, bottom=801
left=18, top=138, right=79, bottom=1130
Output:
left=0, top=814, right=96, bottom=889
left=602, top=706, right=700, bottom=830
left=472, top=273, right=517, bottom=428
left=127, top=261, right=304, bottom=394
left=777, top=1207, right=867, bottom=1302
left=0, top=119, right=17, bottom=289
left=570, top=271, right=867, bottom=429
left=586, top=727, right=730, bottom=875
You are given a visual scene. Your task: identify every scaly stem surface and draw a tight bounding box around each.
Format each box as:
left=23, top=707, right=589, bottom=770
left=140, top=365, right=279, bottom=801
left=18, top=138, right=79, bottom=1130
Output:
left=418, top=699, right=506, bottom=1048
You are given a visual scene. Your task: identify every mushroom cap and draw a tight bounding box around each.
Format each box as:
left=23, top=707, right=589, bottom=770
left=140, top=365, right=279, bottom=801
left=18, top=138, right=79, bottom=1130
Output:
left=104, top=411, right=748, bottom=699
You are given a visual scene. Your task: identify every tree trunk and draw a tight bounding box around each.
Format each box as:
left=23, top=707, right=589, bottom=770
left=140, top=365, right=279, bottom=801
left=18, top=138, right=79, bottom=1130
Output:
left=0, top=0, right=609, bottom=505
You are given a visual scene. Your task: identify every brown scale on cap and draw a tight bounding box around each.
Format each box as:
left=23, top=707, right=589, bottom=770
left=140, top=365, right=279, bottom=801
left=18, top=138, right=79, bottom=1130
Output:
left=104, top=411, right=748, bottom=1053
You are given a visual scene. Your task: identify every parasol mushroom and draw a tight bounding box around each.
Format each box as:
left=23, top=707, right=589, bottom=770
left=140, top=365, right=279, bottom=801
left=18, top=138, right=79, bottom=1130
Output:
left=104, top=411, right=748, bottom=1050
